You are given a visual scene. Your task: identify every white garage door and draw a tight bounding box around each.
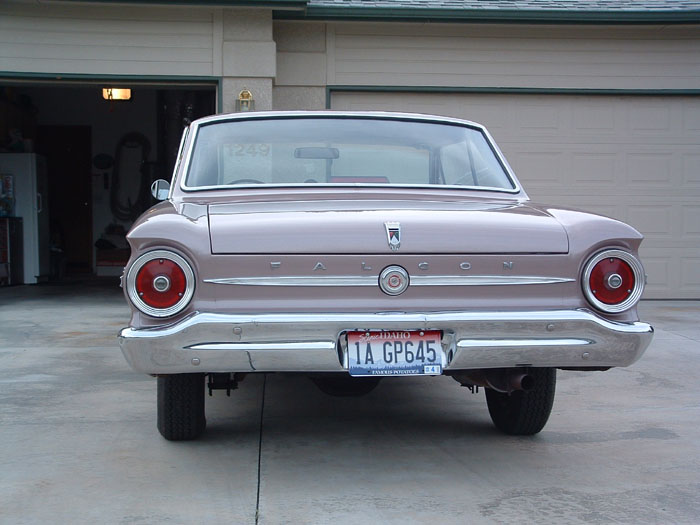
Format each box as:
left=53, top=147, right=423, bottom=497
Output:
left=332, top=92, right=700, bottom=299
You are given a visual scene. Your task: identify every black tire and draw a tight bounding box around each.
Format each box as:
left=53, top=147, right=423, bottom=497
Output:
left=157, top=373, right=206, bottom=441
left=485, top=368, right=556, bottom=436
left=311, top=376, right=381, bottom=397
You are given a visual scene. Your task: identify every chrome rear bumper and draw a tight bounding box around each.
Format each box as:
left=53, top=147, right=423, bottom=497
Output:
left=119, top=310, right=653, bottom=374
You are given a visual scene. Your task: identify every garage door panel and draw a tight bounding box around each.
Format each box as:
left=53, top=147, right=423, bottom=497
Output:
left=570, top=153, right=619, bottom=185
left=629, top=103, right=674, bottom=132
left=627, top=205, right=674, bottom=237
left=684, top=106, right=700, bottom=131
left=681, top=257, right=700, bottom=294
left=572, top=100, right=617, bottom=131
left=459, top=103, right=511, bottom=132
left=626, top=153, right=675, bottom=188
left=516, top=104, right=562, bottom=132
left=683, top=155, right=700, bottom=186
left=682, top=206, right=700, bottom=238
left=510, top=151, right=565, bottom=186
left=640, top=253, right=672, bottom=296
left=331, top=91, right=700, bottom=298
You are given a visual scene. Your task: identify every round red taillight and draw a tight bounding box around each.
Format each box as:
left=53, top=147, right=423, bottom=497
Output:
left=589, top=257, right=635, bottom=305
left=136, top=259, right=187, bottom=309
left=126, top=250, right=195, bottom=317
left=582, top=249, right=644, bottom=313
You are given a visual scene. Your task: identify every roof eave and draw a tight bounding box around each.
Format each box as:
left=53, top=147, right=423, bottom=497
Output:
left=47, top=0, right=308, bottom=8
left=275, top=7, right=700, bottom=24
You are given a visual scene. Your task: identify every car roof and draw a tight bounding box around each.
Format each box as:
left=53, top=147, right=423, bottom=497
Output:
left=191, top=111, right=487, bottom=132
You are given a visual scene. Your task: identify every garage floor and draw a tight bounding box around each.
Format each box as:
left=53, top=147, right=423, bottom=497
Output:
left=1, top=283, right=698, bottom=524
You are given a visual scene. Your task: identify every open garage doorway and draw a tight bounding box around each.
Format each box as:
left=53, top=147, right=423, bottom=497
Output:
left=0, top=80, right=216, bottom=283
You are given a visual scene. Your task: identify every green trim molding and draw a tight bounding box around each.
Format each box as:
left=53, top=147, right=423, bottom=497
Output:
left=0, top=71, right=222, bottom=112
left=326, top=85, right=700, bottom=108
left=0, top=71, right=221, bottom=83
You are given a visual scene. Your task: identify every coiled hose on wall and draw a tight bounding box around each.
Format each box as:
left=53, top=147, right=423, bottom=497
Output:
left=110, top=132, right=152, bottom=222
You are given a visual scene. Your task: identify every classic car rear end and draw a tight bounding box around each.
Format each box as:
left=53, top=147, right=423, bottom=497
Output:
left=118, top=112, right=653, bottom=440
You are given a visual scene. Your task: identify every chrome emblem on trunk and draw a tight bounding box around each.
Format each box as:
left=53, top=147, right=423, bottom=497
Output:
left=385, top=221, right=401, bottom=251
left=379, top=265, right=409, bottom=296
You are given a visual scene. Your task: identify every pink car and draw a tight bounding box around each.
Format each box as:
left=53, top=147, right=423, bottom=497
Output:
left=119, top=112, right=653, bottom=440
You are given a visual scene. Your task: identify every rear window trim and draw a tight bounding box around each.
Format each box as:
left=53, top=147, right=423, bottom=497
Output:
left=178, top=115, right=522, bottom=195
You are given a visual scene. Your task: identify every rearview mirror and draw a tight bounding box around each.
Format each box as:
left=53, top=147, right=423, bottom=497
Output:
left=294, top=147, right=339, bottom=160
left=151, top=179, right=171, bottom=201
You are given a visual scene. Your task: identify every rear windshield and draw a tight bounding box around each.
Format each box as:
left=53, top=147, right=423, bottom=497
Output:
left=184, top=117, right=515, bottom=191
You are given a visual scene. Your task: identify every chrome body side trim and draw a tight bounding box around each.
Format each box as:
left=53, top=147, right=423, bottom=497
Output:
left=412, top=275, right=575, bottom=286
left=204, top=276, right=377, bottom=286
left=187, top=342, right=336, bottom=352
left=456, top=338, right=592, bottom=348
left=119, top=309, right=653, bottom=374
left=203, top=275, right=575, bottom=287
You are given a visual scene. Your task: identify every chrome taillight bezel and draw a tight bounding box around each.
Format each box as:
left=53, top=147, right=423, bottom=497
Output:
left=126, top=250, right=195, bottom=318
left=582, top=249, right=645, bottom=314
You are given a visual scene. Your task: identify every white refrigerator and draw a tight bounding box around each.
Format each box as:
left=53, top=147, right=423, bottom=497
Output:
left=0, top=153, right=50, bottom=284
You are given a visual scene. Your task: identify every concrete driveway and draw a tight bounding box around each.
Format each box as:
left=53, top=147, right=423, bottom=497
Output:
left=1, top=283, right=698, bottom=524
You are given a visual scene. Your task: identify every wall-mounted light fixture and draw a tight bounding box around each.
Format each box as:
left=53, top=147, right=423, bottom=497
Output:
left=102, top=88, right=132, bottom=101
left=236, top=88, right=254, bottom=112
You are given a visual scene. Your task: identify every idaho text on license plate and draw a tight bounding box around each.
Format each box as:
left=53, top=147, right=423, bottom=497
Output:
left=347, top=330, right=444, bottom=376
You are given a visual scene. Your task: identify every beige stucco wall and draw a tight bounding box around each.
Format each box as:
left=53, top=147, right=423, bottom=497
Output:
left=325, top=22, right=700, bottom=90
left=273, top=21, right=327, bottom=110
left=270, top=21, right=700, bottom=101
left=3, top=2, right=699, bottom=109
left=220, top=9, right=276, bottom=112
left=0, top=3, right=279, bottom=112
left=0, top=3, right=218, bottom=76
left=269, top=20, right=700, bottom=109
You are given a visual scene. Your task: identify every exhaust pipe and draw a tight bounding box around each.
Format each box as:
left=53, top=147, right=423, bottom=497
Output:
left=452, top=368, right=534, bottom=393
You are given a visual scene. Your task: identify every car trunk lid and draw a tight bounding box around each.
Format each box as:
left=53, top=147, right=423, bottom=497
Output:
left=208, top=199, right=568, bottom=254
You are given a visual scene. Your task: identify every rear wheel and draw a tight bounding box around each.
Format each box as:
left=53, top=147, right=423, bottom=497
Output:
left=312, top=376, right=381, bottom=397
left=485, top=367, right=556, bottom=435
left=157, top=373, right=206, bottom=441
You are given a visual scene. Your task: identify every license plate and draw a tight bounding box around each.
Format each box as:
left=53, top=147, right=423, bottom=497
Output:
left=347, top=330, right=444, bottom=376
